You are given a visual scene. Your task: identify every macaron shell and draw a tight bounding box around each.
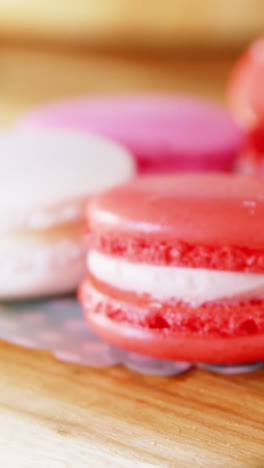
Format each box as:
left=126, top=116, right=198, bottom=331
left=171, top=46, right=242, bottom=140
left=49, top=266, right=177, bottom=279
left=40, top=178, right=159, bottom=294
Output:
left=0, top=130, right=134, bottom=232
left=88, top=173, right=264, bottom=250
left=15, top=95, right=245, bottom=172
left=81, top=290, right=264, bottom=364
left=82, top=274, right=264, bottom=338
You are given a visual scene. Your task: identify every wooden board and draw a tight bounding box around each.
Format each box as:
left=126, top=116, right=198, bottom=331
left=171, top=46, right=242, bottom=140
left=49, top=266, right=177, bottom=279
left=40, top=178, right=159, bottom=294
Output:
left=0, top=342, right=263, bottom=468
left=0, top=45, right=263, bottom=468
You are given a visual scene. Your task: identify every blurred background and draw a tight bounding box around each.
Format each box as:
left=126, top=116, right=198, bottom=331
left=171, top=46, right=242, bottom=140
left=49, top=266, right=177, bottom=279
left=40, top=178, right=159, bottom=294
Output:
left=0, top=0, right=263, bottom=125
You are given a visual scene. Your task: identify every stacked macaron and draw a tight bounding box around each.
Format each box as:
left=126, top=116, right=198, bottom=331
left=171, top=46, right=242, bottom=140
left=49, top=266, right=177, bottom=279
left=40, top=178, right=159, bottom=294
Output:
left=14, top=95, right=245, bottom=174
left=79, top=173, right=264, bottom=364
left=0, top=130, right=134, bottom=298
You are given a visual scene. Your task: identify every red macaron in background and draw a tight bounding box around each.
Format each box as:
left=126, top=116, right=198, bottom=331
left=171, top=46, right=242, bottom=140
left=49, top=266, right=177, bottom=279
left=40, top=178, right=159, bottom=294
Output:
left=14, top=95, right=246, bottom=175
left=228, top=35, right=264, bottom=174
left=79, top=173, right=264, bottom=365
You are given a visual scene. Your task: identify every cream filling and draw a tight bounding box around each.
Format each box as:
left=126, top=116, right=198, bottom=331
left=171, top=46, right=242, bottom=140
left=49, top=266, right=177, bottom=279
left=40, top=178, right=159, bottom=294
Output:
left=88, top=250, right=264, bottom=306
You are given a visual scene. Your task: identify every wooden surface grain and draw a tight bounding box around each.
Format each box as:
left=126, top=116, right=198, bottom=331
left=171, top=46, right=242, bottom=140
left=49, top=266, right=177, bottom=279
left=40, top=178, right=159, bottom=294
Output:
left=0, top=342, right=263, bottom=468
left=0, top=45, right=263, bottom=468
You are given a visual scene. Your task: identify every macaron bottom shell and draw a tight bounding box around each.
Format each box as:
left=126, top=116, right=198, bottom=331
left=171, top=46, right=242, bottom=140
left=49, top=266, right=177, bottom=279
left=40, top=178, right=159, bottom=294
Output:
left=84, top=307, right=264, bottom=365
left=80, top=278, right=264, bottom=364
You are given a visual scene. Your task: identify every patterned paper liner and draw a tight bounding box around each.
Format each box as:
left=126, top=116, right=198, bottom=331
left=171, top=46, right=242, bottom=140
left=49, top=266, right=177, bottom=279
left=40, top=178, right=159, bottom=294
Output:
left=0, top=296, right=263, bottom=377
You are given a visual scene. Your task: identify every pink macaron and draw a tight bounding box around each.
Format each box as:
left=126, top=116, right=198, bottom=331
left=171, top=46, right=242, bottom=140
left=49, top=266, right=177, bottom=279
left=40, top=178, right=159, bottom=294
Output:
left=15, top=95, right=245, bottom=174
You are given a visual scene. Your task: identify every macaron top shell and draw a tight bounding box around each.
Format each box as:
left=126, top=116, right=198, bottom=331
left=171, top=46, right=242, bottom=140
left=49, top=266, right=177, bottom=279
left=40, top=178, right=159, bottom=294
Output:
left=15, top=95, right=245, bottom=171
left=89, top=173, right=264, bottom=251
left=0, top=130, right=134, bottom=232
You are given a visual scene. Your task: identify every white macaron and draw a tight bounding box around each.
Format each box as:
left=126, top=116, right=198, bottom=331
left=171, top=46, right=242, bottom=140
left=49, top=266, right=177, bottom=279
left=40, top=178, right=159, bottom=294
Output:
left=0, top=130, right=134, bottom=298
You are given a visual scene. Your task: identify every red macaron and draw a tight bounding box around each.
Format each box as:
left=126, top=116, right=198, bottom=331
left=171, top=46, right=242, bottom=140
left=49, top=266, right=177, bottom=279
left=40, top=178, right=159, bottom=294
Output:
left=228, top=35, right=264, bottom=159
left=79, top=174, right=264, bottom=364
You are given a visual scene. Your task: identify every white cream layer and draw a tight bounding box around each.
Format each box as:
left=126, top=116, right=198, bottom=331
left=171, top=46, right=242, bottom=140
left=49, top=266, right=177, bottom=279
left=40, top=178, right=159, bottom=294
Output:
left=88, top=250, right=264, bottom=305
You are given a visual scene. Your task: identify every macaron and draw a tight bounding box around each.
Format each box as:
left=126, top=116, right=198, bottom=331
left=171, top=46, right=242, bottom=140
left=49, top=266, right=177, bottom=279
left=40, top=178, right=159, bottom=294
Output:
left=0, top=130, right=134, bottom=299
left=14, top=95, right=245, bottom=174
left=79, top=173, right=264, bottom=364
left=228, top=36, right=264, bottom=158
